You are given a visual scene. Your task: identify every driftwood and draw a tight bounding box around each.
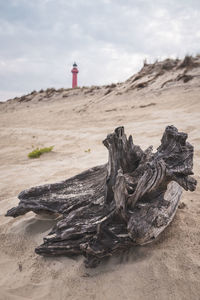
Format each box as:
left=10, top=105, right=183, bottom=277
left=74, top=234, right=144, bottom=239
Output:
left=6, top=126, right=197, bottom=267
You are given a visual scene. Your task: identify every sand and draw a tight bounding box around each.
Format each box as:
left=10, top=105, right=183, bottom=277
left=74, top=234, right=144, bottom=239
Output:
left=0, top=58, right=200, bottom=300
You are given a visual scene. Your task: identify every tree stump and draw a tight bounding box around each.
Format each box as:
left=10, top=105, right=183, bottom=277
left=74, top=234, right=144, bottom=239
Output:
left=6, top=126, right=197, bottom=267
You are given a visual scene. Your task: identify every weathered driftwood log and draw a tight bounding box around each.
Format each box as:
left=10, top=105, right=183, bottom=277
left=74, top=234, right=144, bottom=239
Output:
left=6, top=126, right=197, bottom=267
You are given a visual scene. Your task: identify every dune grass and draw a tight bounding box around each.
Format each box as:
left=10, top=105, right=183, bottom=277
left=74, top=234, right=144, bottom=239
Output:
left=28, top=146, right=54, bottom=159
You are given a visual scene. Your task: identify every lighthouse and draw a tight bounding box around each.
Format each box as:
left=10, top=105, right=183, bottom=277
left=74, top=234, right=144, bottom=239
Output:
left=71, top=62, right=79, bottom=88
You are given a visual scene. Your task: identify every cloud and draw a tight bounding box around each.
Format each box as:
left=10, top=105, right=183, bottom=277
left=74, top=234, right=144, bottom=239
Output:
left=0, top=0, right=200, bottom=100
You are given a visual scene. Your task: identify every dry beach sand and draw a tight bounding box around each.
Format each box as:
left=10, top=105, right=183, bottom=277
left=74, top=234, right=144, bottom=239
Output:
left=0, top=56, right=200, bottom=300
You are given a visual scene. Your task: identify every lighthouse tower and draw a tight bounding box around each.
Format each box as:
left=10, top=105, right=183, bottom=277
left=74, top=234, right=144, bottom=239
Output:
left=71, top=62, right=79, bottom=88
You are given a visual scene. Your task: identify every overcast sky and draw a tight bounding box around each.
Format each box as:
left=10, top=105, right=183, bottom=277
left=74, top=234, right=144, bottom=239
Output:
left=0, top=0, right=200, bottom=101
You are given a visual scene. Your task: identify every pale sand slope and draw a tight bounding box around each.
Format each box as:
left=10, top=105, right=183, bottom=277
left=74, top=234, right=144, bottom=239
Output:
left=0, top=58, right=200, bottom=300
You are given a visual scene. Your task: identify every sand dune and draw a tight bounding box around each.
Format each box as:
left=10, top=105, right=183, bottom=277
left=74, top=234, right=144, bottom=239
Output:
left=0, top=56, right=200, bottom=300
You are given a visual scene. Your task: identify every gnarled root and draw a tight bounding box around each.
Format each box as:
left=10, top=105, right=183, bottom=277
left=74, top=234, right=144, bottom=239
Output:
left=6, top=125, right=197, bottom=267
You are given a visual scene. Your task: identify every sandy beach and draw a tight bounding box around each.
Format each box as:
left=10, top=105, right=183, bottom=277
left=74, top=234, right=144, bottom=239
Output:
left=0, top=58, right=200, bottom=300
